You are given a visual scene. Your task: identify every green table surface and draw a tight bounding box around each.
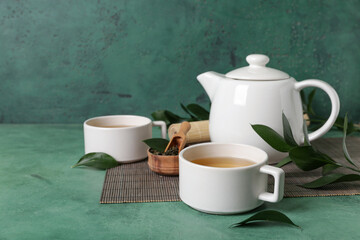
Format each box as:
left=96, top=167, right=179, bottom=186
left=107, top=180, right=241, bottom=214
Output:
left=1, top=124, right=360, bottom=240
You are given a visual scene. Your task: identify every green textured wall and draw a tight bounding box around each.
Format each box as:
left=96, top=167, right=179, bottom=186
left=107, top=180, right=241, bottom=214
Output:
left=0, top=0, right=359, bottom=123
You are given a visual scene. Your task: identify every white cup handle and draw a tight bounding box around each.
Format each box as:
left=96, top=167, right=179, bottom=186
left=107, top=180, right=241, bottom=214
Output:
left=258, top=165, right=285, bottom=203
left=294, top=79, right=340, bottom=141
left=152, top=121, right=167, bottom=139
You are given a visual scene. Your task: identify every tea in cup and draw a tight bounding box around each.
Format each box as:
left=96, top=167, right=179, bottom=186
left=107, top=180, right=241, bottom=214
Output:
left=84, top=115, right=166, bottom=163
left=179, top=143, right=285, bottom=214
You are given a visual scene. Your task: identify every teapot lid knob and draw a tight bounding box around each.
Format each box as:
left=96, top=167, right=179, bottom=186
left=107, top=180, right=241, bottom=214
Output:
left=246, top=54, right=269, bottom=67
left=225, top=53, right=289, bottom=80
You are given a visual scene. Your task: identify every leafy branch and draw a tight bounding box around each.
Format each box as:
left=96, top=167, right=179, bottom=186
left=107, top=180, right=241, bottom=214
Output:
left=252, top=113, right=360, bottom=189
left=151, top=103, right=209, bottom=127
left=301, top=89, right=360, bottom=134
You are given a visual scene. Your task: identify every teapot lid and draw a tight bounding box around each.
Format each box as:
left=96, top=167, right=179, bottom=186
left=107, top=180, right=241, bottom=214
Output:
left=225, top=54, right=289, bottom=80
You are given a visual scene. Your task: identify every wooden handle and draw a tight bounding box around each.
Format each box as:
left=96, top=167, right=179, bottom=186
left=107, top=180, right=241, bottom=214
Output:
left=177, top=121, right=191, bottom=137
left=168, top=120, right=210, bottom=144
left=165, top=121, right=191, bottom=152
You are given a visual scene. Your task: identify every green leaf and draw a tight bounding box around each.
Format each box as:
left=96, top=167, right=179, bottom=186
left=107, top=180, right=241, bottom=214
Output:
left=165, top=110, right=184, bottom=123
left=322, top=164, right=341, bottom=175
left=335, top=116, right=356, bottom=134
left=300, top=90, right=307, bottom=113
left=151, top=110, right=184, bottom=126
left=180, top=103, right=195, bottom=118
left=307, top=89, right=317, bottom=116
left=72, top=152, right=119, bottom=170
left=302, top=119, right=311, bottom=146
left=289, top=146, right=335, bottom=171
left=276, top=156, right=292, bottom=168
left=180, top=103, right=199, bottom=122
left=186, top=104, right=209, bottom=120
left=321, top=152, right=341, bottom=166
left=230, top=210, right=300, bottom=229
left=282, top=112, right=298, bottom=147
left=151, top=110, right=170, bottom=125
left=300, top=173, right=360, bottom=189
left=251, top=124, right=293, bottom=152
left=143, top=138, right=169, bottom=152
left=342, top=113, right=357, bottom=167
left=307, top=122, right=322, bottom=132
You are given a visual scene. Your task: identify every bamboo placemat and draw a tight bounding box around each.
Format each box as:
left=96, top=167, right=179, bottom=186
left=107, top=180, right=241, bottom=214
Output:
left=100, top=137, right=360, bottom=203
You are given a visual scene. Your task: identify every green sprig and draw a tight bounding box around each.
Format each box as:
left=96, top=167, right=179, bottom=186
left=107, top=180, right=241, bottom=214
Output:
left=252, top=112, right=360, bottom=188
left=151, top=103, right=209, bottom=127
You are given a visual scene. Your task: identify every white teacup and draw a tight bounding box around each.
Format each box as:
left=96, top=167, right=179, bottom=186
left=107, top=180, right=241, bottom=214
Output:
left=179, top=143, right=285, bottom=214
left=84, top=115, right=166, bottom=163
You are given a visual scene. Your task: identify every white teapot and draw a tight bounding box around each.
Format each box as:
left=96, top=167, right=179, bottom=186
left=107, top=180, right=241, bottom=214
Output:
left=197, top=54, right=340, bottom=161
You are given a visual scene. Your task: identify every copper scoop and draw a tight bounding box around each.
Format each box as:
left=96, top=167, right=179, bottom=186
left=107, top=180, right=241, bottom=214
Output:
left=164, top=121, right=191, bottom=152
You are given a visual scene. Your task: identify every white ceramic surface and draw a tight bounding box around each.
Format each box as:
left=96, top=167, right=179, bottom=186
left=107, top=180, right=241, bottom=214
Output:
left=179, top=143, right=285, bottom=214
left=84, top=115, right=166, bottom=163
left=226, top=54, right=289, bottom=80
left=197, top=54, right=340, bottom=161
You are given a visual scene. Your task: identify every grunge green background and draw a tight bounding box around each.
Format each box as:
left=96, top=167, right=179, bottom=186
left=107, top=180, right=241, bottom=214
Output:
left=0, top=0, right=359, bottom=123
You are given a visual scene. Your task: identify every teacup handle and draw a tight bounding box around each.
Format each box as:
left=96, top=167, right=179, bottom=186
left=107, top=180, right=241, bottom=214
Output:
left=294, top=79, right=340, bottom=141
left=258, top=165, right=285, bottom=203
left=152, top=121, right=167, bottom=139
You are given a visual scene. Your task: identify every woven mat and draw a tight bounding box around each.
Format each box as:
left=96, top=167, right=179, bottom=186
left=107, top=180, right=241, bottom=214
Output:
left=100, top=137, right=360, bottom=203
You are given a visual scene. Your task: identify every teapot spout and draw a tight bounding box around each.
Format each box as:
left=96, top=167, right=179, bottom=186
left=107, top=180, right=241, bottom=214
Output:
left=197, top=71, right=225, bottom=102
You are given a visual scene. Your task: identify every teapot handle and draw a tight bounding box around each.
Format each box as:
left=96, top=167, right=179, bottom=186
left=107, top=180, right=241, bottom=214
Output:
left=294, top=80, right=340, bottom=141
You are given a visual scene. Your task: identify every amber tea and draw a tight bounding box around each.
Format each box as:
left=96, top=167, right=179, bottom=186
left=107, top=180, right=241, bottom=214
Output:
left=100, top=125, right=135, bottom=128
left=191, top=157, right=255, bottom=168
left=89, top=124, right=135, bottom=128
